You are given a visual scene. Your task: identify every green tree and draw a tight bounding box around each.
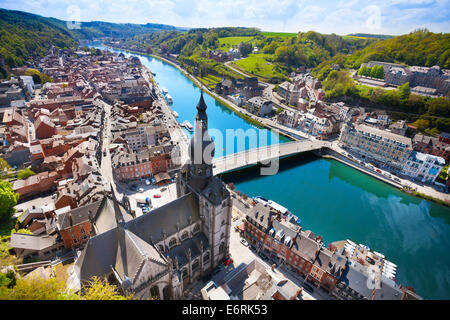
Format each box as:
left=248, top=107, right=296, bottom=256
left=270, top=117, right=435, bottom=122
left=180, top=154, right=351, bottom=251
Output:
left=358, top=65, right=368, bottom=76
left=374, top=65, right=384, bottom=79
left=427, top=97, right=450, bottom=117
left=0, top=181, right=19, bottom=225
left=0, top=158, right=11, bottom=177
left=81, top=276, right=133, bottom=300
left=0, top=277, right=80, bottom=300
left=17, top=168, right=35, bottom=180
left=398, top=82, right=411, bottom=101
left=239, top=42, right=253, bottom=57
left=411, top=119, right=430, bottom=131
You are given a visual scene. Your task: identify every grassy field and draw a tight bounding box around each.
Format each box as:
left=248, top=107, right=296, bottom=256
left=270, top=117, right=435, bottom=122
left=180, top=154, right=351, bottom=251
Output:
left=261, top=31, right=297, bottom=38
left=199, top=74, right=222, bottom=89
left=232, top=53, right=286, bottom=80
left=342, top=35, right=369, bottom=40
left=217, top=36, right=254, bottom=51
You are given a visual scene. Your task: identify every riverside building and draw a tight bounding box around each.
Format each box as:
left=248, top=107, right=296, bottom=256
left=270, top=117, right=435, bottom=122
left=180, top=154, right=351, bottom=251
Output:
left=339, top=123, right=413, bottom=171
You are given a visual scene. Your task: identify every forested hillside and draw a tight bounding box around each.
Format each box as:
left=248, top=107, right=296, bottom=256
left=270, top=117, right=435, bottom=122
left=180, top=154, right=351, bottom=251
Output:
left=0, top=9, right=76, bottom=73
left=313, top=29, right=450, bottom=81
left=0, top=8, right=183, bottom=78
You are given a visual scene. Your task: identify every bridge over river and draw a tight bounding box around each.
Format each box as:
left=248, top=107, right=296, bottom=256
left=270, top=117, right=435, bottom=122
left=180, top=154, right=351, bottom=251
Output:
left=212, top=139, right=330, bottom=175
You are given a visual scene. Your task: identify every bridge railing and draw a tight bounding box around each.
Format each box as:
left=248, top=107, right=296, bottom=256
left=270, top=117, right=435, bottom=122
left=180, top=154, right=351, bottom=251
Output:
left=213, top=140, right=309, bottom=163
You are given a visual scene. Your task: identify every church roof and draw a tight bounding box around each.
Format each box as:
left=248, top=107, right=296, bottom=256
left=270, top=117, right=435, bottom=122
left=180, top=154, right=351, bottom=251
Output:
left=75, top=192, right=200, bottom=283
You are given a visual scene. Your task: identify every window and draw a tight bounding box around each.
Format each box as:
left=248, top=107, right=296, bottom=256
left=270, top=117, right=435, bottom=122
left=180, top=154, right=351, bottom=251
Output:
left=192, top=259, right=199, bottom=271
left=158, top=244, right=165, bottom=252
left=181, top=231, right=189, bottom=241
left=193, top=224, right=200, bottom=234
left=203, top=252, right=210, bottom=263
left=168, top=237, right=177, bottom=248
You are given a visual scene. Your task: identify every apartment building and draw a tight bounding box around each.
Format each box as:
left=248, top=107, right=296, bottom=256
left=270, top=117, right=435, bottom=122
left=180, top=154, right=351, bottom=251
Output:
left=339, top=123, right=413, bottom=170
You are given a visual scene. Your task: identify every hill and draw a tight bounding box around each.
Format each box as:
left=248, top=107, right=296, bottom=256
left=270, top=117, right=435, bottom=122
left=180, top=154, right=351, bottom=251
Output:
left=0, top=9, right=76, bottom=71
left=313, top=29, right=450, bottom=80
left=0, top=8, right=184, bottom=77
left=347, top=33, right=395, bottom=40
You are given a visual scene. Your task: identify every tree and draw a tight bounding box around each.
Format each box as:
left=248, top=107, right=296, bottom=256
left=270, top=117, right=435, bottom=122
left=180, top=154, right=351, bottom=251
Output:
left=411, top=119, right=430, bottom=131
left=145, top=46, right=153, bottom=54
left=17, top=168, right=35, bottom=180
left=239, top=42, right=253, bottom=57
left=374, top=65, right=384, bottom=79
left=0, top=158, right=11, bottom=176
left=0, top=277, right=80, bottom=300
left=427, top=97, right=450, bottom=117
left=358, top=65, right=368, bottom=76
left=81, top=276, right=133, bottom=300
left=398, top=82, right=410, bottom=101
left=0, top=181, right=19, bottom=224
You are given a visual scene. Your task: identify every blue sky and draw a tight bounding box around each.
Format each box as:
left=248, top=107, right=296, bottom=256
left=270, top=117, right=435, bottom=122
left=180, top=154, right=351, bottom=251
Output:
left=1, top=0, right=449, bottom=35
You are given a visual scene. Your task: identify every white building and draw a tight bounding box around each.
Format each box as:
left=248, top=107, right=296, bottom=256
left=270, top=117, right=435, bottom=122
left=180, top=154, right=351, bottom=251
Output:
left=401, top=151, right=445, bottom=184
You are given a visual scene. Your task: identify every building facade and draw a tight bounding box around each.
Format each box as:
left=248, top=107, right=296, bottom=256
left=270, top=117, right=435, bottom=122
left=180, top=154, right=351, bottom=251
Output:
left=339, top=123, right=413, bottom=171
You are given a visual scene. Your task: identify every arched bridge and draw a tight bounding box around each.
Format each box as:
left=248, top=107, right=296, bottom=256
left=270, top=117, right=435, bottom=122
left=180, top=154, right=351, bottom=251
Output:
left=212, top=139, right=329, bottom=175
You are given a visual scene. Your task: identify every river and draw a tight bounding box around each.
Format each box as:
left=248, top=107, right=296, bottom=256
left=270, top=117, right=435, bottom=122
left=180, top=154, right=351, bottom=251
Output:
left=91, top=44, right=450, bottom=300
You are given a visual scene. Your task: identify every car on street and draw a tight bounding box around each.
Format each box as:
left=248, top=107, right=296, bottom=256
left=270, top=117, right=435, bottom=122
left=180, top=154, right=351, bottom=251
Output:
left=139, top=187, right=144, bottom=193
left=160, top=187, right=167, bottom=192
left=240, top=238, right=249, bottom=247
left=130, top=185, right=137, bottom=191
left=145, top=179, right=150, bottom=185
left=153, top=194, right=161, bottom=198
left=223, top=258, right=233, bottom=267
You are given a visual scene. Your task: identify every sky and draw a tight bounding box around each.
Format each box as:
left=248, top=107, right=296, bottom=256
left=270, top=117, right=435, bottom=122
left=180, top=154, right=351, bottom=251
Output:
left=0, top=0, right=449, bottom=35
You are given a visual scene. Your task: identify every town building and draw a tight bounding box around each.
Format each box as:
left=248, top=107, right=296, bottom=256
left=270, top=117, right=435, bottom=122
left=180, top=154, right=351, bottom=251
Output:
left=201, top=259, right=306, bottom=300
left=339, top=123, right=413, bottom=171
left=246, top=97, right=273, bottom=117
left=401, top=151, right=445, bottom=184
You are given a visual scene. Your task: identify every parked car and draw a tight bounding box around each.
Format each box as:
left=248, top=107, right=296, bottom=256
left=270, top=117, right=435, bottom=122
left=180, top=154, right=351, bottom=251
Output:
left=160, top=187, right=167, bottom=192
left=145, top=179, right=150, bottom=185
left=240, top=238, right=249, bottom=247
left=153, top=194, right=161, bottom=198
left=223, top=258, right=233, bottom=267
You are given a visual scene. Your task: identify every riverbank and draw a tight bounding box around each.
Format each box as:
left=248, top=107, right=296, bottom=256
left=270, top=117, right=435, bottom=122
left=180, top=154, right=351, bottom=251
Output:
left=149, top=53, right=297, bottom=140
left=324, top=146, right=450, bottom=207
left=102, top=45, right=296, bottom=141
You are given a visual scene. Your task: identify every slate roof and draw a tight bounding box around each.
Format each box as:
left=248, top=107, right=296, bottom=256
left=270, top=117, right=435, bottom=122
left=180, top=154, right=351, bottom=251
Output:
left=75, top=193, right=201, bottom=283
left=10, top=233, right=58, bottom=251
left=126, top=193, right=200, bottom=244
left=56, top=200, right=101, bottom=230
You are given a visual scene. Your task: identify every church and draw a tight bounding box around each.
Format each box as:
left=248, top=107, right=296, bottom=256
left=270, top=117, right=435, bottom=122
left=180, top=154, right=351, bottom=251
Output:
left=71, top=92, right=232, bottom=299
